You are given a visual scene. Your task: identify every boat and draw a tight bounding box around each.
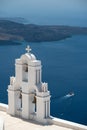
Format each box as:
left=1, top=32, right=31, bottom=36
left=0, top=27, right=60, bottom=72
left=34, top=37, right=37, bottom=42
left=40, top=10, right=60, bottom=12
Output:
left=66, top=92, right=74, bottom=97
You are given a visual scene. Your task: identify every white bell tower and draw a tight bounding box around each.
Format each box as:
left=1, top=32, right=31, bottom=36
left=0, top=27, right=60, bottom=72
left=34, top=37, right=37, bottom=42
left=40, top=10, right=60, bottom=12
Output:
left=7, top=45, right=51, bottom=124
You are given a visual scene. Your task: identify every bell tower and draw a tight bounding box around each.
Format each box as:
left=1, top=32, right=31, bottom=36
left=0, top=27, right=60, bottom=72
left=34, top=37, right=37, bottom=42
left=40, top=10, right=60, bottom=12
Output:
left=7, top=45, right=51, bottom=124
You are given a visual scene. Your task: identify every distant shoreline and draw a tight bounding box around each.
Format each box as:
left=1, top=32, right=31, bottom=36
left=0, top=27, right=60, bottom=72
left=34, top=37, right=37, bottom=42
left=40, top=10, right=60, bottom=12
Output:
left=0, top=40, right=22, bottom=45
left=0, top=20, right=87, bottom=43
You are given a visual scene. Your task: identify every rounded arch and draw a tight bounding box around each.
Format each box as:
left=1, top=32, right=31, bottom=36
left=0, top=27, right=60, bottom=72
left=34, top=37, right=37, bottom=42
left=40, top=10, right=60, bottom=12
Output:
left=20, top=53, right=36, bottom=82
left=20, top=53, right=36, bottom=65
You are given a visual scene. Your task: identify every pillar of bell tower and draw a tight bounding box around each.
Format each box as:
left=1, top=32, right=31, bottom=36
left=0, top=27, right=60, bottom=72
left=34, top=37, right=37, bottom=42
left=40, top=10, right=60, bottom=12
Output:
left=36, top=83, right=50, bottom=122
left=22, top=93, right=30, bottom=119
left=8, top=90, right=16, bottom=115
left=15, top=59, right=22, bottom=85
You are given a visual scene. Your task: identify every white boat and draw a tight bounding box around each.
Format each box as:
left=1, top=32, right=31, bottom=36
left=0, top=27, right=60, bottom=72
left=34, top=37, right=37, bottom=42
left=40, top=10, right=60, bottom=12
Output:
left=66, top=92, right=75, bottom=97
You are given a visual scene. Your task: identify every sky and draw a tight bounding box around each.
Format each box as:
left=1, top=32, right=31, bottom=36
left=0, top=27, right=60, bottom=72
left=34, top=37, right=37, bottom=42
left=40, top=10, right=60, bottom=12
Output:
left=0, top=0, right=87, bottom=26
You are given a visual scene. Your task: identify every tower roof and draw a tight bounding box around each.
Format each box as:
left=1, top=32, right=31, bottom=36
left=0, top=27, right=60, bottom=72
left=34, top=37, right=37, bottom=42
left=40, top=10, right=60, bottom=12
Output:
left=20, top=45, right=36, bottom=63
left=21, top=53, right=36, bottom=61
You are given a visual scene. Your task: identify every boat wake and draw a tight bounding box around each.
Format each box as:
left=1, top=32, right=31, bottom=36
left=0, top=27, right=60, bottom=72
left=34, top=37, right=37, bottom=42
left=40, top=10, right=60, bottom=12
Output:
left=64, top=92, right=75, bottom=99
left=51, top=92, right=75, bottom=117
left=51, top=92, right=75, bottom=101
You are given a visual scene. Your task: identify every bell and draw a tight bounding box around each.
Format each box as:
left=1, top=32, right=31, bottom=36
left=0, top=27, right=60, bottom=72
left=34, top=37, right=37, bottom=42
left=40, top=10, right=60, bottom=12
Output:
left=19, top=93, right=22, bottom=99
left=32, top=96, right=36, bottom=103
left=24, top=64, right=28, bottom=72
left=25, top=66, right=28, bottom=72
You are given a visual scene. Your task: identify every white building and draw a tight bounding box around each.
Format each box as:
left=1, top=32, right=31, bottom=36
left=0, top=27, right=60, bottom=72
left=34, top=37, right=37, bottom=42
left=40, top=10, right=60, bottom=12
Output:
left=7, top=45, right=51, bottom=123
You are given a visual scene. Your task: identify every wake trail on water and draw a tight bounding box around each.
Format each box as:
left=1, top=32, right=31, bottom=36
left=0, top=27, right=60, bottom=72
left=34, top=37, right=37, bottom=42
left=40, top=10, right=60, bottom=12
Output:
left=51, top=92, right=75, bottom=116
left=52, top=92, right=75, bottom=102
left=62, top=93, right=75, bottom=99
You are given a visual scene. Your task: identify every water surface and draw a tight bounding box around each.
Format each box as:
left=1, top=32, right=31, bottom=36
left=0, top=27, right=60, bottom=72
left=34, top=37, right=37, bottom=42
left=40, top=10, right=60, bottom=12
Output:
left=0, top=35, right=87, bottom=125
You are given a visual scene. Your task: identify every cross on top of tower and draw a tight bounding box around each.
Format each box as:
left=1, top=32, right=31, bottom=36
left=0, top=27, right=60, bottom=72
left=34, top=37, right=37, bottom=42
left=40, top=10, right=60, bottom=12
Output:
left=26, top=45, right=32, bottom=54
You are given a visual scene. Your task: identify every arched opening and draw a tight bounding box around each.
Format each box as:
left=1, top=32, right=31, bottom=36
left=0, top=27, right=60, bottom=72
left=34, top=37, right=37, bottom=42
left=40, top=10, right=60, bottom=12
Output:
left=16, top=90, right=22, bottom=113
left=32, top=95, right=37, bottom=113
left=22, top=63, right=28, bottom=82
left=19, top=91, right=22, bottom=109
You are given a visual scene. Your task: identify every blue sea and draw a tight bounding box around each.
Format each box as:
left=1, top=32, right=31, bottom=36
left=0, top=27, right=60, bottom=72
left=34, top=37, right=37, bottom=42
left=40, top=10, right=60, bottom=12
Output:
left=0, top=35, right=87, bottom=125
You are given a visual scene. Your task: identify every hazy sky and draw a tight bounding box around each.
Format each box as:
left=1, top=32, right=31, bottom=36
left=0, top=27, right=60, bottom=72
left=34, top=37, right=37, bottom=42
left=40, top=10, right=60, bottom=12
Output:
left=0, top=0, right=87, bottom=26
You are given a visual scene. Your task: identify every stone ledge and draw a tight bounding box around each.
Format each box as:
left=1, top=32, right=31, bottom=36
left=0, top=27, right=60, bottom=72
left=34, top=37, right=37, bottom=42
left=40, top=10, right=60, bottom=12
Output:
left=0, top=103, right=8, bottom=112
left=49, top=116, right=87, bottom=130
left=0, top=103, right=87, bottom=130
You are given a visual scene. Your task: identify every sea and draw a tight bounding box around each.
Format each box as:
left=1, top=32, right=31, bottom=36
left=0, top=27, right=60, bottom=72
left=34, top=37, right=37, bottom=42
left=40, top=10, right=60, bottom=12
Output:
left=0, top=35, right=87, bottom=125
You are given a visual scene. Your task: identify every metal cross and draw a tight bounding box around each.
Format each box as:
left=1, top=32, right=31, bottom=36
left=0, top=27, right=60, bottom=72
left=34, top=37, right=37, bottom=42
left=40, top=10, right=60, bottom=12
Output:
left=26, top=45, right=31, bottom=53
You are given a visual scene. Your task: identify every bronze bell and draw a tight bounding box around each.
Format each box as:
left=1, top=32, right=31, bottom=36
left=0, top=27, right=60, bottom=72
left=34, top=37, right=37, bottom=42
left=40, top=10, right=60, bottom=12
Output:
left=19, top=93, right=22, bottom=99
left=32, top=96, right=36, bottom=103
left=25, top=66, right=28, bottom=72
left=24, top=64, right=28, bottom=72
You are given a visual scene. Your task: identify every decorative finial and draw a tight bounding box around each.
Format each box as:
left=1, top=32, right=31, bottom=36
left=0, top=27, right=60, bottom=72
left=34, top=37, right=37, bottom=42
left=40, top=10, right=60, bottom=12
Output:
left=26, top=45, right=31, bottom=54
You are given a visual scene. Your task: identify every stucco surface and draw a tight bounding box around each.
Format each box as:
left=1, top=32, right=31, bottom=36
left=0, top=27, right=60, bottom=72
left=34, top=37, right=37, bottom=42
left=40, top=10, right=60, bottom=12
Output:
left=0, top=111, right=73, bottom=130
